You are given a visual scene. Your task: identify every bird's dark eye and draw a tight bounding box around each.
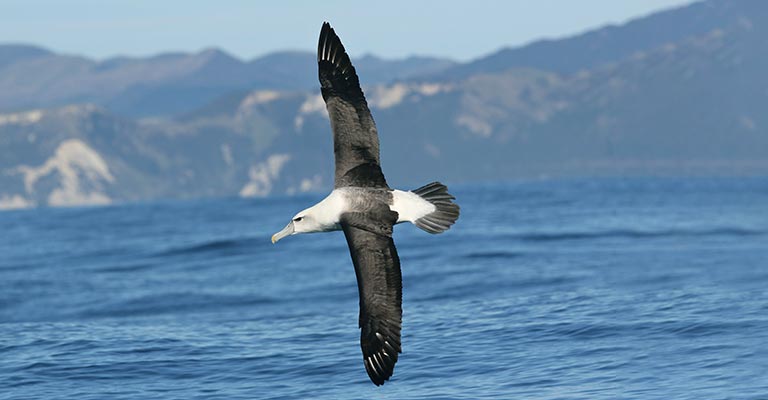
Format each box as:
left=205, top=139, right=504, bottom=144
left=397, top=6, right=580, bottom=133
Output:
left=293, top=217, right=303, bottom=222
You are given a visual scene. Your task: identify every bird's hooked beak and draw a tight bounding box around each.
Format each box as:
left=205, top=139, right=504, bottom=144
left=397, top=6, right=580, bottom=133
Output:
left=271, top=221, right=295, bottom=244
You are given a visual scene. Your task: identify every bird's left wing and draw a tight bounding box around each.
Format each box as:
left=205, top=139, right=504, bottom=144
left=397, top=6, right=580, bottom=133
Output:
left=318, top=22, right=388, bottom=189
left=340, top=210, right=402, bottom=385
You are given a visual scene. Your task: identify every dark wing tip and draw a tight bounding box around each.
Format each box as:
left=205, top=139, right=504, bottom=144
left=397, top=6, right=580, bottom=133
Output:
left=363, top=348, right=399, bottom=386
left=318, top=22, right=332, bottom=63
left=317, top=22, right=343, bottom=64
left=361, top=325, right=402, bottom=386
left=317, top=22, right=362, bottom=98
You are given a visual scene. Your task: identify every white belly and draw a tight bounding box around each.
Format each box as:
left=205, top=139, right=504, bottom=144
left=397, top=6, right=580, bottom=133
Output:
left=390, top=189, right=436, bottom=223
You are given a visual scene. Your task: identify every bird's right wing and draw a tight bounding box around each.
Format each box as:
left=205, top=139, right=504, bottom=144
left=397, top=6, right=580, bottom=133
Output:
left=340, top=210, right=402, bottom=385
left=318, top=22, right=388, bottom=189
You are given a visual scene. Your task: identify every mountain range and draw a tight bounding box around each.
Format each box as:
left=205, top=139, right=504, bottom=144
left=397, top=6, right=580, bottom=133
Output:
left=1, top=0, right=766, bottom=209
left=0, top=45, right=454, bottom=118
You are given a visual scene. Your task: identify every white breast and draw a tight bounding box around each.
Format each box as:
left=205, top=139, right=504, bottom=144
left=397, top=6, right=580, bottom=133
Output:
left=390, top=189, right=436, bottom=223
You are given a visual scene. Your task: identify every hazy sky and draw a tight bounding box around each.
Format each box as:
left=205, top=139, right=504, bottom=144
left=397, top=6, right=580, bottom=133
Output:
left=1, top=0, right=695, bottom=61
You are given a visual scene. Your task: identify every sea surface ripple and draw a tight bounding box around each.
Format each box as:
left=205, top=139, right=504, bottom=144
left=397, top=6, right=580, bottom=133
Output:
left=1, top=178, right=767, bottom=399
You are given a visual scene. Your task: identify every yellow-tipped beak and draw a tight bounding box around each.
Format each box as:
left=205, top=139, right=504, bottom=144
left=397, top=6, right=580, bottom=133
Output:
left=271, top=222, right=294, bottom=244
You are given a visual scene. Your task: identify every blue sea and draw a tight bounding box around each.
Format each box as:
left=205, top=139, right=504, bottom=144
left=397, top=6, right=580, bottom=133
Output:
left=1, top=178, right=767, bottom=399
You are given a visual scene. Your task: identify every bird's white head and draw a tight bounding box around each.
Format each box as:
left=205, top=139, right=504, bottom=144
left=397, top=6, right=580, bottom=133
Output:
left=271, top=208, right=323, bottom=244
left=271, top=191, right=345, bottom=243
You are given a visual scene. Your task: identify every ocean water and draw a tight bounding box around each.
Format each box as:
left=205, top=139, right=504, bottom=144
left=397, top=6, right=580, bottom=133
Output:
left=1, top=178, right=767, bottom=399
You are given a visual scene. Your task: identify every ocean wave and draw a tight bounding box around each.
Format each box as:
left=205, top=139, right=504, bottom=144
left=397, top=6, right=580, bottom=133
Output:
left=461, top=250, right=524, bottom=260
left=155, top=237, right=266, bottom=257
left=76, top=292, right=276, bottom=319
left=521, top=318, right=766, bottom=341
left=510, top=227, right=765, bottom=242
left=95, top=263, right=157, bottom=273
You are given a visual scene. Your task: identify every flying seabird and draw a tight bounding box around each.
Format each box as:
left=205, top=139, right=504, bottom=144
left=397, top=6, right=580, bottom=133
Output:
left=271, top=22, right=460, bottom=386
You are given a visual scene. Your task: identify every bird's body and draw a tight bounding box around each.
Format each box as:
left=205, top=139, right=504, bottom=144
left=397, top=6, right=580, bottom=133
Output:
left=272, top=22, right=460, bottom=386
left=281, top=188, right=437, bottom=234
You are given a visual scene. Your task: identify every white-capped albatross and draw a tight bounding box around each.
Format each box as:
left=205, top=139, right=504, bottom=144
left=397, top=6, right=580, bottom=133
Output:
left=271, top=22, right=460, bottom=386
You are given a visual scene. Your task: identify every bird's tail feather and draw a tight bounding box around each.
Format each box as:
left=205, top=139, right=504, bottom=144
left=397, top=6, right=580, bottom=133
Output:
left=412, top=182, right=460, bottom=234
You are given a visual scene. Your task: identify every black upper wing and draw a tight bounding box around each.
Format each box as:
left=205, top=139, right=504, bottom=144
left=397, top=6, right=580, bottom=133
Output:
left=340, top=210, right=402, bottom=385
left=318, top=22, right=388, bottom=189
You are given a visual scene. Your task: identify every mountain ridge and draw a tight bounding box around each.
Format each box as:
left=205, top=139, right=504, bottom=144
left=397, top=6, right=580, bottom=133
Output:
left=0, top=44, right=456, bottom=117
left=426, top=0, right=763, bottom=80
left=2, top=0, right=766, bottom=210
